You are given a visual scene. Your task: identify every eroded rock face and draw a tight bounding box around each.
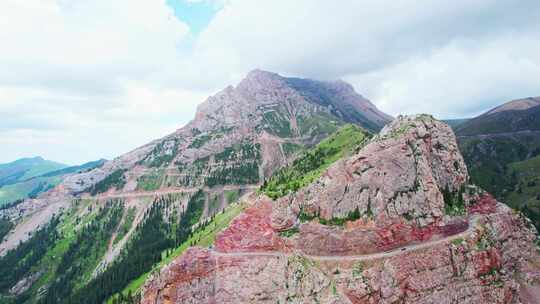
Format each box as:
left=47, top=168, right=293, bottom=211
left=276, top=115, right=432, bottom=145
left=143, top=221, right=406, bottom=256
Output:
left=143, top=204, right=539, bottom=304
left=215, top=198, right=287, bottom=253
left=290, top=114, right=469, bottom=227
left=140, top=115, right=540, bottom=303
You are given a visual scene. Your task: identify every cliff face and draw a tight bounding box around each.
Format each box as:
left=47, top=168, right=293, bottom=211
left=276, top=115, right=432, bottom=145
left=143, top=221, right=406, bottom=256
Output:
left=285, top=114, right=469, bottom=228
left=142, top=115, right=540, bottom=304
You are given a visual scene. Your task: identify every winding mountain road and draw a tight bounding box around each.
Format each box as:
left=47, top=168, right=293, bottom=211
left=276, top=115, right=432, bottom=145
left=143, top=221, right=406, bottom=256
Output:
left=95, top=185, right=259, bottom=200
left=213, top=215, right=481, bottom=262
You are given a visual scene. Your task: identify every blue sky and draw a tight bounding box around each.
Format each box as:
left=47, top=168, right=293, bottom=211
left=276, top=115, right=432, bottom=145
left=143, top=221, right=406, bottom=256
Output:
left=166, top=0, right=221, bottom=36
left=1, top=0, right=539, bottom=165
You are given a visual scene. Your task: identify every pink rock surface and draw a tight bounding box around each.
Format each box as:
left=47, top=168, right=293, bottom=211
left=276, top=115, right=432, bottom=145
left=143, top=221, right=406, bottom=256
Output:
left=143, top=206, right=540, bottom=304
left=280, top=115, right=469, bottom=228
left=215, top=200, right=287, bottom=253
left=142, top=116, right=540, bottom=304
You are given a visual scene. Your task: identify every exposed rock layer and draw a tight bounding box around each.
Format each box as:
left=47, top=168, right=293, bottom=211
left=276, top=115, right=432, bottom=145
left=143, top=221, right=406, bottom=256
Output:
left=142, top=115, right=540, bottom=303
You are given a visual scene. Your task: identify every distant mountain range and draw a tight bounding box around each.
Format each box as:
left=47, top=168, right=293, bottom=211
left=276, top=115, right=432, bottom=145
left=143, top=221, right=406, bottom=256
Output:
left=455, top=97, right=540, bottom=136
left=0, top=157, right=105, bottom=206
left=0, top=157, right=67, bottom=188
left=454, top=96, right=540, bottom=228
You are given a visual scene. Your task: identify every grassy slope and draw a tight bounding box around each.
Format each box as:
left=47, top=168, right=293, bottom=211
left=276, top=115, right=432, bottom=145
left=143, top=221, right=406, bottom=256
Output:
left=458, top=134, right=540, bottom=228
left=0, top=160, right=104, bottom=206
left=443, top=118, right=469, bottom=128
left=458, top=134, right=540, bottom=198
left=0, top=199, right=101, bottom=301
left=502, top=155, right=540, bottom=228
left=261, top=124, right=370, bottom=199
left=455, top=105, right=540, bottom=136
left=0, top=176, right=63, bottom=205
left=107, top=201, right=247, bottom=302
left=0, top=157, right=66, bottom=184
left=19, top=162, right=67, bottom=181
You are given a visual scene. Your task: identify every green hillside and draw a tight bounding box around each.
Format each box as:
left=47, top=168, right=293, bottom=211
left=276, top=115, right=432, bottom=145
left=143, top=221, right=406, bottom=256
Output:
left=443, top=118, right=469, bottom=128
left=455, top=102, right=540, bottom=136
left=0, top=159, right=105, bottom=206
left=261, top=124, right=371, bottom=199
left=501, top=155, right=540, bottom=229
left=454, top=97, right=540, bottom=229
left=0, top=157, right=67, bottom=187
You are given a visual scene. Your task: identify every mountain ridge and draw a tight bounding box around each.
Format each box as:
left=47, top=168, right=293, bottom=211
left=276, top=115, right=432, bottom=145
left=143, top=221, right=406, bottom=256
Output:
left=455, top=96, right=540, bottom=136
left=0, top=70, right=390, bottom=303
left=456, top=95, right=540, bottom=231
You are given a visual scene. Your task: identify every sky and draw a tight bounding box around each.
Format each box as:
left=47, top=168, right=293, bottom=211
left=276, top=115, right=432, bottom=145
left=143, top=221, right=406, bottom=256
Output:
left=1, top=0, right=540, bottom=165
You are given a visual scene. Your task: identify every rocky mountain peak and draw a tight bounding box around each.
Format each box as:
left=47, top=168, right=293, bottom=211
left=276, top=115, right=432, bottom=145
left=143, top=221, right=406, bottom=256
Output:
left=242, top=68, right=282, bottom=83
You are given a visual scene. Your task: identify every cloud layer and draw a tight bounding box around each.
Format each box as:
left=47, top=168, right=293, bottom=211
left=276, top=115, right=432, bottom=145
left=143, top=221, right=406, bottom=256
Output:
left=1, top=0, right=540, bottom=163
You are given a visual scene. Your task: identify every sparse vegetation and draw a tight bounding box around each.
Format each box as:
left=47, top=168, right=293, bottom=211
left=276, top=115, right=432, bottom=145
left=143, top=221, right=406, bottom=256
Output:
left=136, top=171, right=164, bottom=191
left=262, top=124, right=369, bottom=199
left=451, top=237, right=465, bottom=246
left=442, top=186, right=466, bottom=216
left=352, top=262, right=365, bottom=278
left=297, top=205, right=363, bottom=226
left=188, top=134, right=212, bottom=149
left=144, top=139, right=179, bottom=168
left=279, top=227, right=299, bottom=237
left=90, top=169, right=127, bottom=195
left=114, top=207, right=136, bottom=245
left=42, top=201, right=124, bottom=302
left=282, top=142, right=304, bottom=157
left=0, top=216, right=14, bottom=242
left=224, top=189, right=240, bottom=204
left=262, top=107, right=293, bottom=137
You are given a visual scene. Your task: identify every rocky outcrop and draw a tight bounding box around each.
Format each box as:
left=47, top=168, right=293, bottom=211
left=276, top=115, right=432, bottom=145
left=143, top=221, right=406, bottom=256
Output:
left=287, top=114, right=468, bottom=227
left=143, top=202, right=539, bottom=304
left=142, top=115, right=540, bottom=304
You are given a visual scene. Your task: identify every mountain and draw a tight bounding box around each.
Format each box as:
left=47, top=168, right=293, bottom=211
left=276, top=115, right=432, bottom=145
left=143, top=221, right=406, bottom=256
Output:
left=0, top=157, right=67, bottom=188
left=0, top=159, right=105, bottom=207
left=56, top=69, right=391, bottom=197
left=455, top=96, right=540, bottom=229
left=455, top=96, right=540, bottom=136
left=0, top=70, right=391, bottom=303
left=141, top=115, right=540, bottom=303
left=442, top=118, right=469, bottom=128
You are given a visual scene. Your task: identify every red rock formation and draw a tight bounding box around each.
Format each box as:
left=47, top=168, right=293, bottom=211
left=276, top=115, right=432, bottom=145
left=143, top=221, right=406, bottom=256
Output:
left=142, top=116, right=540, bottom=304
left=215, top=200, right=287, bottom=253
left=468, top=193, right=498, bottom=214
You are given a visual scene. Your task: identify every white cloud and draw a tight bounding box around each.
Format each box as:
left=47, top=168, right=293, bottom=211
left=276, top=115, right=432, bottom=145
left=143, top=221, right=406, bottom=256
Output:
left=2, top=0, right=540, bottom=163
left=192, top=0, right=540, bottom=79
left=348, top=32, right=540, bottom=118
left=182, top=0, right=540, bottom=117
left=0, top=0, right=209, bottom=164
left=0, top=83, right=207, bottom=164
